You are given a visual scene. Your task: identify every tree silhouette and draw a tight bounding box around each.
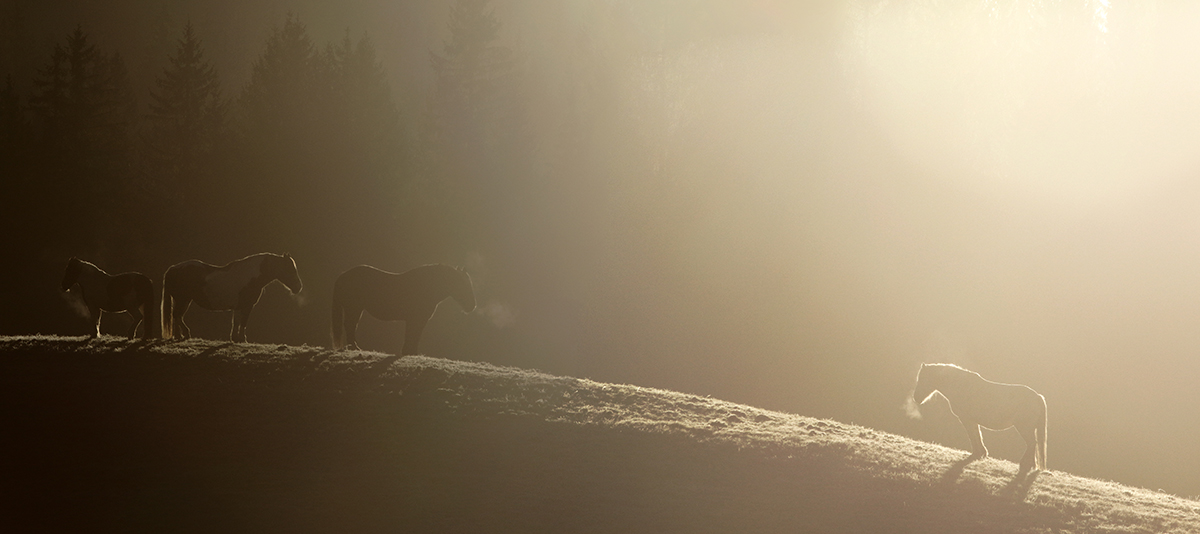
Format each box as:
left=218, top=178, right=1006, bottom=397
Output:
left=235, top=13, right=326, bottom=243
left=424, top=0, right=528, bottom=253
left=28, top=26, right=138, bottom=246
left=0, top=75, right=30, bottom=183
left=320, top=31, right=404, bottom=231
left=240, top=13, right=323, bottom=148
left=146, top=21, right=225, bottom=194
left=428, top=0, right=515, bottom=156
left=234, top=14, right=407, bottom=259
left=0, top=74, right=33, bottom=255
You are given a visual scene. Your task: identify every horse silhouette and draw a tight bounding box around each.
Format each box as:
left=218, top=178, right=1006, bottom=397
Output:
left=331, top=264, right=476, bottom=354
left=913, top=363, right=1047, bottom=474
left=161, top=253, right=303, bottom=342
left=60, top=257, right=158, bottom=339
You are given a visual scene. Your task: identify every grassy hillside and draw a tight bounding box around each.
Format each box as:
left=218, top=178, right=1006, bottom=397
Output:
left=1, top=336, right=1196, bottom=533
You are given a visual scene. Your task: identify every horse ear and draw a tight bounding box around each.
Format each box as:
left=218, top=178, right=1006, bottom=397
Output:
left=284, top=252, right=292, bottom=260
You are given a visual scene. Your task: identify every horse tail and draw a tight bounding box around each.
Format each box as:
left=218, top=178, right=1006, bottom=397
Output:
left=330, top=288, right=344, bottom=349
left=161, top=273, right=173, bottom=339
left=1037, top=393, right=1048, bottom=470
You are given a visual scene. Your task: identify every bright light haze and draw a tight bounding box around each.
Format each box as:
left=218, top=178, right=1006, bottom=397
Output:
left=5, top=0, right=1200, bottom=499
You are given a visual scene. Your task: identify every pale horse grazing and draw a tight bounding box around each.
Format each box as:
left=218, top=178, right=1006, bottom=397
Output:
left=913, top=363, right=1047, bottom=474
left=161, top=253, right=303, bottom=342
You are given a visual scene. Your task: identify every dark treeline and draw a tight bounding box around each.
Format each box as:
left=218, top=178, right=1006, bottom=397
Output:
left=2, top=0, right=771, bottom=377
left=1, top=4, right=533, bottom=356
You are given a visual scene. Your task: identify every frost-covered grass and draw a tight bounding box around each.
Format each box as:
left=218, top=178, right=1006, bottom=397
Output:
left=2, top=335, right=1197, bottom=533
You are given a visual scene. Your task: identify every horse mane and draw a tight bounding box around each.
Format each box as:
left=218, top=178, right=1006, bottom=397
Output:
left=226, top=252, right=284, bottom=266
left=70, top=257, right=105, bottom=273
left=417, top=263, right=469, bottom=281
left=924, top=363, right=977, bottom=375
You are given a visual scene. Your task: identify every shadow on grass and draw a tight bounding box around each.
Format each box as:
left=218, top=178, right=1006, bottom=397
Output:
left=369, top=354, right=401, bottom=373
left=118, top=338, right=171, bottom=353
left=194, top=342, right=235, bottom=359
left=1000, top=469, right=1041, bottom=501
left=939, top=455, right=977, bottom=487
left=941, top=455, right=1042, bottom=502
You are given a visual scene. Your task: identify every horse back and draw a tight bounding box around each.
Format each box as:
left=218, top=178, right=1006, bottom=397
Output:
left=164, top=260, right=217, bottom=305
left=164, top=260, right=216, bottom=286
left=968, top=380, right=1044, bottom=431
left=104, top=272, right=154, bottom=312
left=334, top=265, right=441, bottom=320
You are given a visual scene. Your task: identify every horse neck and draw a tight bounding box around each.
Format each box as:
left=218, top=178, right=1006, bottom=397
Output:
left=256, top=255, right=279, bottom=282
left=445, top=271, right=465, bottom=299
left=446, top=272, right=472, bottom=304
left=261, top=255, right=298, bottom=290
left=933, top=368, right=976, bottom=397
left=77, top=262, right=109, bottom=286
left=420, top=266, right=458, bottom=297
left=249, top=254, right=279, bottom=275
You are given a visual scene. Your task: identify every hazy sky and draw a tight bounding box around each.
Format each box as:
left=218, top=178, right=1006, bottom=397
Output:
left=9, top=0, right=1200, bottom=499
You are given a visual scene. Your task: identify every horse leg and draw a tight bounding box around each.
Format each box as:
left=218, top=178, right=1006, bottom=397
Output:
left=128, top=307, right=143, bottom=339
left=961, top=420, right=988, bottom=461
left=1036, top=399, right=1048, bottom=470
left=344, top=308, right=363, bottom=350
left=402, top=317, right=429, bottom=356
left=89, top=306, right=102, bottom=338
left=174, top=300, right=192, bottom=340
left=1016, top=424, right=1038, bottom=474
left=231, top=307, right=251, bottom=343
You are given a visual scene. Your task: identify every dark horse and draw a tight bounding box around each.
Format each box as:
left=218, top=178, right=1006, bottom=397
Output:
left=331, top=264, right=476, bottom=354
left=913, top=363, right=1048, bottom=474
left=61, top=257, right=158, bottom=339
left=162, top=253, right=303, bottom=342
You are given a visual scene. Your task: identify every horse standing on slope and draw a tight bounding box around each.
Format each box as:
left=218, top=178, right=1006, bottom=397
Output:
left=161, top=253, right=303, bottom=342
left=331, top=264, right=476, bottom=354
left=913, top=363, right=1048, bottom=474
left=60, top=257, right=158, bottom=339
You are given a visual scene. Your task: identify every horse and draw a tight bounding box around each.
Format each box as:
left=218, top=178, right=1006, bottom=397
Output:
left=331, top=264, right=476, bottom=354
left=161, top=252, right=303, bottom=342
left=913, top=363, right=1047, bottom=474
left=60, top=257, right=158, bottom=339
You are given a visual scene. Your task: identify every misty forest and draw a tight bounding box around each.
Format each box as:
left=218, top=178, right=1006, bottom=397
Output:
left=8, top=0, right=1200, bottom=519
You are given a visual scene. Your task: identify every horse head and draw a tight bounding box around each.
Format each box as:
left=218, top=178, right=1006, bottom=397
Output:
left=913, top=363, right=938, bottom=405
left=452, top=266, right=476, bottom=313
left=277, top=253, right=303, bottom=294
left=61, top=257, right=82, bottom=291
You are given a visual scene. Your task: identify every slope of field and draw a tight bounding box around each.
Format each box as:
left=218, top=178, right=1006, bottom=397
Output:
left=1, top=336, right=1196, bottom=533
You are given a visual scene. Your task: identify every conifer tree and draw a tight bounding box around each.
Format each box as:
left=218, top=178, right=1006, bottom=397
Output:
left=28, top=26, right=138, bottom=244
left=146, top=21, right=225, bottom=189
left=0, top=75, right=32, bottom=245
left=428, top=0, right=519, bottom=160
left=240, top=13, right=322, bottom=145
left=322, top=31, right=403, bottom=217
left=0, top=75, right=29, bottom=173
left=236, top=15, right=408, bottom=248
left=425, top=0, right=528, bottom=251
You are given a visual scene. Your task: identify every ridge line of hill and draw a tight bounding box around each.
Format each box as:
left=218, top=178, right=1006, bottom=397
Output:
left=2, top=335, right=1198, bottom=533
